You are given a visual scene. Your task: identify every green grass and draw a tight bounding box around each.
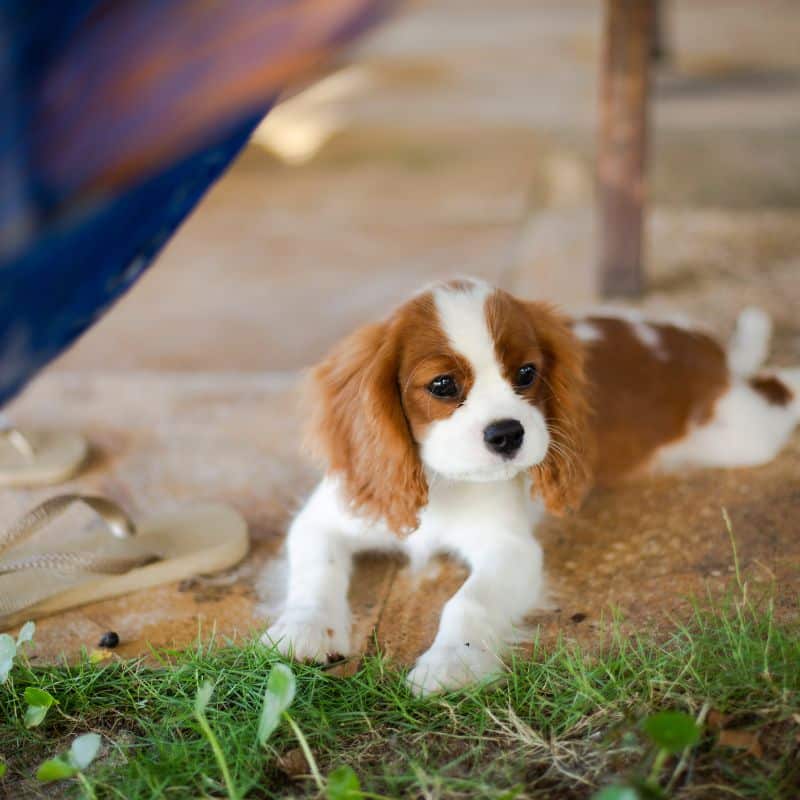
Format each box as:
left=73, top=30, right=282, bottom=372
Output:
left=1, top=591, right=799, bottom=799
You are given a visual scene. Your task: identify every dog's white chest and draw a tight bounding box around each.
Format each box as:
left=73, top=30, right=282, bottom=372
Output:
left=401, top=474, right=543, bottom=569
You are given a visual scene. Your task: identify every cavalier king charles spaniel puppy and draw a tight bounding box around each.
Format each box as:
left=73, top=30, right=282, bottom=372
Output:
left=264, top=278, right=799, bottom=694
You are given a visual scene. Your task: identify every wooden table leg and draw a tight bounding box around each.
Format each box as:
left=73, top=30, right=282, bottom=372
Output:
left=597, top=0, right=655, bottom=298
left=651, top=0, right=670, bottom=63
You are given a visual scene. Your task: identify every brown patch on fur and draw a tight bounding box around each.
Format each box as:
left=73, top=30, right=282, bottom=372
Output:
left=397, top=295, right=474, bottom=442
left=486, top=291, right=593, bottom=514
left=749, top=375, right=793, bottom=406
left=307, top=309, right=427, bottom=535
left=582, top=318, right=729, bottom=483
left=307, top=292, right=470, bottom=535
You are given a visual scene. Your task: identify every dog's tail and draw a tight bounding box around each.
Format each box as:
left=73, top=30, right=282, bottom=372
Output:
left=727, top=308, right=800, bottom=416
left=727, top=307, right=772, bottom=377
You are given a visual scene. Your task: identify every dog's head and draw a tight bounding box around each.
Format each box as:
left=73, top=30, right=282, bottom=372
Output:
left=306, top=279, right=591, bottom=534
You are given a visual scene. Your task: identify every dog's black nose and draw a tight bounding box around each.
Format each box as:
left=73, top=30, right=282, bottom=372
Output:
left=483, top=419, right=524, bottom=458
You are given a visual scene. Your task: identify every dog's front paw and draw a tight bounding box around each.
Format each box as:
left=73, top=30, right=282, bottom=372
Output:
left=406, top=644, right=504, bottom=696
left=262, top=610, right=351, bottom=663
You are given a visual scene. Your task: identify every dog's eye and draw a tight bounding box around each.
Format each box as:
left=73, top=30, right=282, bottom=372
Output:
left=515, top=363, right=538, bottom=388
left=427, top=374, right=459, bottom=398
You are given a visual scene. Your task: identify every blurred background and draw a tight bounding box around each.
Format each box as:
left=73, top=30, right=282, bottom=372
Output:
left=49, top=0, right=800, bottom=377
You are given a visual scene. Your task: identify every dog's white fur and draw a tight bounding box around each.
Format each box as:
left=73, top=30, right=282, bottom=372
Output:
left=264, top=281, right=799, bottom=695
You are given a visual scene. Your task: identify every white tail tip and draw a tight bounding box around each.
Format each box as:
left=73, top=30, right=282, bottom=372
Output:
left=728, top=307, right=772, bottom=377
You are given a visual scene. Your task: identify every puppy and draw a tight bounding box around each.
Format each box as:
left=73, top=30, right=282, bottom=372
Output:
left=264, top=279, right=799, bottom=694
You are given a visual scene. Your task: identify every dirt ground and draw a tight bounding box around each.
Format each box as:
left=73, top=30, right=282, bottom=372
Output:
left=2, top=0, right=799, bottom=665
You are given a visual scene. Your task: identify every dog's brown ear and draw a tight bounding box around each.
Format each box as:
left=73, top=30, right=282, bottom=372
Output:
left=305, top=320, right=427, bottom=535
left=526, top=302, right=593, bottom=514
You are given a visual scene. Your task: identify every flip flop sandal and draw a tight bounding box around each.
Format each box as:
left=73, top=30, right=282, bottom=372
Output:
left=0, top=494, right=249, bottom=630
left=0, top=420, right=89, bottom=488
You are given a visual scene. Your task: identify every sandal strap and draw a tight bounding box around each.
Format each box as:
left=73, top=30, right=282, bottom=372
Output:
left=0, top=551, right=158, bottom=576
left=0, top=427, right=36, bottom=461
left=0, top=495, right=161, bottom=621
left=0, top=494, right=137, bottom=559
left=0, top=494, right=159, bottom=579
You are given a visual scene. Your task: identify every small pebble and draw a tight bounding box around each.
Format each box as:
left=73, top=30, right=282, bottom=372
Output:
left=277, top=747, right=309, bottom=779
left=325, top=651, right=345, bottom=664
left=98, top=631, right=120, bottom=649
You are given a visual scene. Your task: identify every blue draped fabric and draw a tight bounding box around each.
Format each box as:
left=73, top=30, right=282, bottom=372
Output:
left=0, top=0, right=395, bottom=406
left=0, top=108, right=263, bottom=404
